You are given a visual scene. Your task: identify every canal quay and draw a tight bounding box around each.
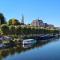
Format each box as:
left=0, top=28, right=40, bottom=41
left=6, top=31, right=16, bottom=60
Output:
left=0, top=37, right=60, bottom=60
left=0, top=34, right=59, bottom=49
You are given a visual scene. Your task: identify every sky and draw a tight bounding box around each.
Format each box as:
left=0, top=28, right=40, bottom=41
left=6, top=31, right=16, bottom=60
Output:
left=0, top=0, right=60, bottom=27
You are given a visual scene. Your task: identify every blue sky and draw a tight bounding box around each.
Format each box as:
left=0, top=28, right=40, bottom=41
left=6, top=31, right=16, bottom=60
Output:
left=0, top=0, right=60, bottom=27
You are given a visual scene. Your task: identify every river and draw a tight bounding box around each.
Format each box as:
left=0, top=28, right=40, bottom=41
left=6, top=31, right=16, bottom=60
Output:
left=0, top=37, right=60, bottom=60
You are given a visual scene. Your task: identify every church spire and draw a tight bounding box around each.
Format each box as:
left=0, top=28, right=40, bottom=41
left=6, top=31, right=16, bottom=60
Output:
left=21, top=14, right=24, bottom=24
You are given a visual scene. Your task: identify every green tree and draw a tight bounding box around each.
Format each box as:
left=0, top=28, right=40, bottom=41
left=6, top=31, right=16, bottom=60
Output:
left=8, top=18, right=20, bottom=25
left=15, top=25, right=21, bottom=35
left=1, top=24, right=9, bottom=35
left=0, top=13, right=6, bottom=24
left=7, top=19, right=12, bottom=25
left=9, top=25, right=16, bottom=35
left=22, top=27, right=29, bottom=35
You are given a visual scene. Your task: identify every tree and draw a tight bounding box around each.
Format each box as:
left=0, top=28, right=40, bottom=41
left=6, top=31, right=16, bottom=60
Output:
left=15, top=25, right=21, bottom=35
left=8, top=18, right=20, bottom=25
left=9, top=25, right=15, bottom=35
left=22, top=27, right=28, bottom=35
left=7, top=19, right=12, bottom=25
left=0, top=13, right=6, bottom=24
left=1, top=24, right=9, bottom=35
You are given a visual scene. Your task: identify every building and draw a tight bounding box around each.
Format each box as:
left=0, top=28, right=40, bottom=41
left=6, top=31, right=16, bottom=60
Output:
left=31, top=19, right=44, bottom=27
left=44, top=23, right=49, bottom=27
left=31, top=19, right=55, bottom=29
left=48, top=24, right=54, bottom=29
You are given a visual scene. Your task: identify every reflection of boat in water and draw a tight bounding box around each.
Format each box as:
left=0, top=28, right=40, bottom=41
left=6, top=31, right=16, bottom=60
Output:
left=22, top=39, right=37, bottom=45
left=22, top=44, right=32, bottom=48
left=0, top=37, right=59, bottom=59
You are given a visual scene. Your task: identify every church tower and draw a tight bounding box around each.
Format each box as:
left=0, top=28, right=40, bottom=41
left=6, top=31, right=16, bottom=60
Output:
left=21, top=14, right=24, bottom=25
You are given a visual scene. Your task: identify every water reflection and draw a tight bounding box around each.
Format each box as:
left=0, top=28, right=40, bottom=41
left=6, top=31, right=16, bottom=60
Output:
left=22, top=44, right=33, bottom=48
left=0, top=37, right=59, bottom=60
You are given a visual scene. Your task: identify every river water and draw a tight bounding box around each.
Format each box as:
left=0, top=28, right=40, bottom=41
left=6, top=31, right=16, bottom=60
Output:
left=0, top=38, right=60, bottom=60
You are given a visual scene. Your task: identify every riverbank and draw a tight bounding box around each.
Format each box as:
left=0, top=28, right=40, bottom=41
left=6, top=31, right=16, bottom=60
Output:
left=0, top=37, right=59, bottom=60
left=0, top=34, right=60, bottom=49
left=22, top=34, right=60, bottom=40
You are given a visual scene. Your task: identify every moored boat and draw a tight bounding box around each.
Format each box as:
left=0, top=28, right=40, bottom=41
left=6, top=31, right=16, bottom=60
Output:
left=22, top=39, right=37, bottom=45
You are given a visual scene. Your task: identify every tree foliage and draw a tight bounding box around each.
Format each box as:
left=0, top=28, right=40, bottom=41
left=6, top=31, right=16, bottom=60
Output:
left=0, top=25, right=59, bottom=35
left=0, top=13, right=6, bottom=24
left=15, top=25, right=21, bottom=35
left=9, top=25, right=16, bottom=35
left=1, top=24, right=9, bottom=35
left=8, top=18, right=20, bottom=25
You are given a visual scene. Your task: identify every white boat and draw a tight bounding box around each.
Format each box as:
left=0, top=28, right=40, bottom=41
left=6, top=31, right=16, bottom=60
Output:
left=0, top=36, right=4, bottom=40
left=0, top=37, right=3, bottom=40
left=22, top=39, right=37, bottom=45
left=3, top=36, right=13, bottom=40
left=0, top=36, right=13, bottom=41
